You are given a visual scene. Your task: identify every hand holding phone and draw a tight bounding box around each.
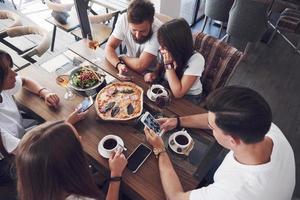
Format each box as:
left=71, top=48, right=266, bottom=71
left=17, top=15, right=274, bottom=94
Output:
left=140, top=112, right=164, bottom=136
left=77, top=96, right=93, bottom=113
left=127, top=143, right=152, bottom=173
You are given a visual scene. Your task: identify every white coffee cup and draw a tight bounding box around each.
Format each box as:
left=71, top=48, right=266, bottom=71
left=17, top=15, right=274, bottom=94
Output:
left=149, top=84, right=168, bottom=101
left=173, top=131, right=193, bottom=153
left=99, top=135, right=123, bottom=158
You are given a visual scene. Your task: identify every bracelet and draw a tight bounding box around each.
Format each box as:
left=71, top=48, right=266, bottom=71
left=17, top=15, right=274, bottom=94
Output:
left=109, top=176, right=122, bottom=182
left=164, top=63, right=174, bottom=70
left=115, top=60, right=125, bottom=69
left=176, top=117, right=181, bottom=129
left=38, top=88, right=47, bottom=98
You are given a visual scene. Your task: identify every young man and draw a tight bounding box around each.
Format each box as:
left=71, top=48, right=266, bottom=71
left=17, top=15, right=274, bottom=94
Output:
left=145, top=86, right=295, bottom=200
left=105, top=0, right=161, bottom=74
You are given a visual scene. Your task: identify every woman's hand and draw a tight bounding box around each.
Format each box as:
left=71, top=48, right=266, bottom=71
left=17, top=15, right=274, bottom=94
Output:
left=41, top=90, right=60, bottom=108
left=144, top=127, right=165, bottom=149
left=157, top=117, right=177, bottom=132
left=65, top=109, right=88, bottom=125
left=109, top=149, right=128, bottom=177
left=144, top=72, right=157, bottom=83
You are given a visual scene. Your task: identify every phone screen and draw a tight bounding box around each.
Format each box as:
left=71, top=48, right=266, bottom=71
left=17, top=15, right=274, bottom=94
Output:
left=127, top=144, right=152, bottom=173
left=142, top=113, right=162, bottom=134
left=77, top=97, right=93, bottom=113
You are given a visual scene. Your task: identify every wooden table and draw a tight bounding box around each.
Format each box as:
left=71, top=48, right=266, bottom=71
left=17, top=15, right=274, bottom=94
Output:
left=15, top=42, right=222, bottom=199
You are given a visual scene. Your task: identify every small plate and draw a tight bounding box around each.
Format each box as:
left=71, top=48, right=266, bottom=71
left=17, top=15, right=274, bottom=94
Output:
left=168, top=132, right=194, bottom=156
left=146, top=89, right=156, bottom=102
left=98, top=135, right=124, bottom=159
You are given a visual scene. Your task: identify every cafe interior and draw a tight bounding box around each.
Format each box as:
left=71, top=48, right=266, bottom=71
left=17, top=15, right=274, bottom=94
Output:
left=0, top=0, right=299, bottom=199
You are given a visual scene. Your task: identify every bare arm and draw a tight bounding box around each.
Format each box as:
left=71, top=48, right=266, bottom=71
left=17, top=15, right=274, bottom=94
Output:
left=21, top=77, right=59, bottom=108
left=106, top=150, right=127, bottom=200
left=144, top=128, right=190, bottom=200
left=165, top=69, right=198, bottom=98
left=105, top=36, right=123, bottom=68
left=121, top=51, right=157, bottom=73
left=159, top=152, right=191, bottom=200
left=158, top=113, right=209, bottom=132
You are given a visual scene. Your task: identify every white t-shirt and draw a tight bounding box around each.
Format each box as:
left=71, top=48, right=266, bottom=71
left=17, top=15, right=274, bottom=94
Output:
left=165, top=52, right=205, bottom=95
left=0, top=76, right=24, bottom=153
left=66, top=194, right=95, bottom=200
left=112, top=13, right=161, bottom=58
left=190, top=123, right=295, bottom=200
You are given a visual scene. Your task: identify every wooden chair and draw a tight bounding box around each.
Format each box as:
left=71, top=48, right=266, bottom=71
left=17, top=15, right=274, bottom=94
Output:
left=194, top=32, right=243, bottom=102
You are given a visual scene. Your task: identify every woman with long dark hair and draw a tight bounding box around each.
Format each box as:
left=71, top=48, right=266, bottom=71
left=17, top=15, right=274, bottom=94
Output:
left=144, top=18, right=205, bottom=104
left=16, top=121, right=127, bottom=200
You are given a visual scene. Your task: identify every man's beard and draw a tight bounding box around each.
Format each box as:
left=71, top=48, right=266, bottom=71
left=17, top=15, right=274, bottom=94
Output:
left=132, top=29, right=153, bottom=44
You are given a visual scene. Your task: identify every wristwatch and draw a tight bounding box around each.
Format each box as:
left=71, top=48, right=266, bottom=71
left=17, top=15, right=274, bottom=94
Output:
left=153, top=147, right=166, bottom=158
left=164, top=63, right=174, bottom=70
left=115, top=60, right=125, bottom=69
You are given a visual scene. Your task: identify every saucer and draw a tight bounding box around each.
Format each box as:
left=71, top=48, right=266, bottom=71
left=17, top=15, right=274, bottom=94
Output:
left=146, top=89, right=156, bottom=101
left=98, top=135, right=124, bottom=159
left=168, top=132, right=194, bottom=156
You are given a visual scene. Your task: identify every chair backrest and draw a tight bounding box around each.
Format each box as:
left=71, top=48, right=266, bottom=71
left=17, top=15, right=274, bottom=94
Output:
left=194, top=33, right=243, bottom=98
left=227, top=0, right=271, bottom=42
left=205, top=0, right=235, bottom=22
left=6, top=26, right=50, bottom=57
left=45, top=0, right=73, bottom=12
left=0, top=10, right=22, bottom=35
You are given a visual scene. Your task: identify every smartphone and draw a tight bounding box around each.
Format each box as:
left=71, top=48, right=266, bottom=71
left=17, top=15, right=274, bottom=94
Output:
left=77, top=96, right=93, bottom=113
left=140, top=111, right=164, bottom=136
left=127, top=143, right=152, bottom=173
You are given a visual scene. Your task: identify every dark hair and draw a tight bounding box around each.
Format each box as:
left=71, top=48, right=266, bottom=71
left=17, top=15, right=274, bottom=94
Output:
left=157, top=18, right=194, bottom=78
left=0, top=50, right=13, bottom=92
left=127, top=0, right=155, bottom=24
left=16, top=121, right=101, bottom=200
left=206, top=86, right=272, bottom=144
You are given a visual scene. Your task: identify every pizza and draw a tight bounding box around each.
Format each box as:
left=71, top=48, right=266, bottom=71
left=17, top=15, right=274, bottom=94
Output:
left=95, top=82, right=144, bottom=121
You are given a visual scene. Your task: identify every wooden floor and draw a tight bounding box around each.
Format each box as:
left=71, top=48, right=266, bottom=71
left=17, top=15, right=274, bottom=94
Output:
left=1, top=1, right=300, bottom=198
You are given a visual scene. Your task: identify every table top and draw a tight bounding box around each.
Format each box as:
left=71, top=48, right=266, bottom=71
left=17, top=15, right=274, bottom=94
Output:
left=14, top=41, right=219, bottom=200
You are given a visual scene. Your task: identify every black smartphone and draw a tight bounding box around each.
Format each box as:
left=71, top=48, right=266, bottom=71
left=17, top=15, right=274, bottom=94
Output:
left=77, top=96, right=93, bottom=113
left=127, top=143, right=152, bottom=173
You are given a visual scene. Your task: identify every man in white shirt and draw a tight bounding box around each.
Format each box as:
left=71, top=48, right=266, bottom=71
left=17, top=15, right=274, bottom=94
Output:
left=105, top=0, right=161, bottom=74
left=145, top=86, right=296, bottom=200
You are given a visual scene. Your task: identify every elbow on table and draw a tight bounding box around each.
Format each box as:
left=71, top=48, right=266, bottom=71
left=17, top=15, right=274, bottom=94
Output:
left=172, top=91, right=185, bottom=99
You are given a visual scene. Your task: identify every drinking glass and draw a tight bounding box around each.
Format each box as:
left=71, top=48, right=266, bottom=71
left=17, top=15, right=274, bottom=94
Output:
left=55, top=74, right=75, bottom=100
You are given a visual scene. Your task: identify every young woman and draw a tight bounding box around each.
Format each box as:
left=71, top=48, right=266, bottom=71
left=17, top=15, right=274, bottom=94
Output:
left=0, top=50, right=60, bottom=154
left=144, top=18, right=205, bottom=104
left=16, top=121, right=127, bottom=200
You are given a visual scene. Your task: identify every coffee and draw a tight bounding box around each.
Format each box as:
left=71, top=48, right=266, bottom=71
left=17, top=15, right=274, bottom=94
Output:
left=175, top=134, right=189, bottom=146
left=152, top=88, right=163, bottom=94
left=103, top=138, right=117, bottom=150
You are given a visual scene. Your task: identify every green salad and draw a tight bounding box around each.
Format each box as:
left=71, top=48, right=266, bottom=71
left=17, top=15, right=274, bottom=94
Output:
left=70, top=68, right=99, bottom=89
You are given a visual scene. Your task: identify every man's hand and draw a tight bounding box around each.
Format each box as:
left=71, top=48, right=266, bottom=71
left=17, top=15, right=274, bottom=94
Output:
left=42, top=90, right=60, bottom=108
left=65, top=109, right=88, bottom=125
left=109, top=149, right=128, bottom=177
left=117, top=63, right=129, bottom=75
left=144, top=72, right=157, bottom=83
left=144, top=127, right=165, bottom=149
left=157, top=117, right=177, bottom=132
